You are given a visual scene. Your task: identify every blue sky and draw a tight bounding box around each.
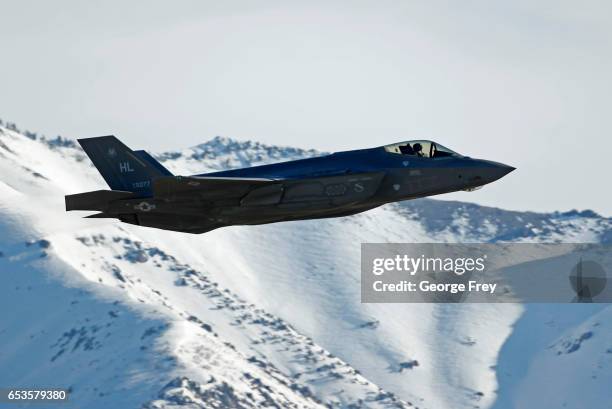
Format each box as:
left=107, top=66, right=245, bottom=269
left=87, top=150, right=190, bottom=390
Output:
left=1, top=0, right=611, bottom=215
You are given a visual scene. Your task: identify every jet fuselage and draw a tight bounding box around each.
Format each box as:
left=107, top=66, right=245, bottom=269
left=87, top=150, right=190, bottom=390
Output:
left=66, top=137, right=514, bottom=233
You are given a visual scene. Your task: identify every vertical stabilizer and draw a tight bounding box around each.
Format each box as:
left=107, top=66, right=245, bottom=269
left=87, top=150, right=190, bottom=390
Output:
left=78, top=135, right=171, bottom=196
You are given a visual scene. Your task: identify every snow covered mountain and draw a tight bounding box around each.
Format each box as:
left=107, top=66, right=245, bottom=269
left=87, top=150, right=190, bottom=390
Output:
left=0, top=121, right=610, bottom=409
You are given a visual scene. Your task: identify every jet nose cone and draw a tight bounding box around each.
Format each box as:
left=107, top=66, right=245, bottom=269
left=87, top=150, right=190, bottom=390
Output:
left=497, top=163, right=516, bottom=177
left=483, top=161, right=515, bottom=182
left=464, top=160, right=515, bottom=188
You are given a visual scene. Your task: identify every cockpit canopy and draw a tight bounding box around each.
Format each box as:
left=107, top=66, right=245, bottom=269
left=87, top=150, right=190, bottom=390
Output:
left=384, top=140, right=460, bottom=158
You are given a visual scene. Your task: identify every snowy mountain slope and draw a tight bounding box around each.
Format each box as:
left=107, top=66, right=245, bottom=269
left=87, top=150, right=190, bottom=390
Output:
left=510, top=306, right=612, bottom=409
left=0, top=231, right=334, bottom=409
left=395, top=199, right=610, bottom=243
left=0, top=122, right=611, bottom=409
left=491, top=303, right=610, bottom=409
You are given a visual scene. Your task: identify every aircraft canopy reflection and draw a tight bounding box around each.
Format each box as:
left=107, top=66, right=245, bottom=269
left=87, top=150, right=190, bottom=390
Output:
left=385, top=140, right=460, bottom=158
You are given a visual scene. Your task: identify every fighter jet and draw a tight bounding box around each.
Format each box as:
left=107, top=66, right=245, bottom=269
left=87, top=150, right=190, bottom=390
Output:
left=66, top=136, right=514, bottom=233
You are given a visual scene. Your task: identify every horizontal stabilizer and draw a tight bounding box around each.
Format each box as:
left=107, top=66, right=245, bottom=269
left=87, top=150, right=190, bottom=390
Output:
left=65, top=189, right=135, bottom=211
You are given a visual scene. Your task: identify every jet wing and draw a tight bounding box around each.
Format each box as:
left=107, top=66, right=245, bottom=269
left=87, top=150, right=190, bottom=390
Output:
left=153, top=172, right=386, bottom=207
left=153, top=175, right=276, bottom=199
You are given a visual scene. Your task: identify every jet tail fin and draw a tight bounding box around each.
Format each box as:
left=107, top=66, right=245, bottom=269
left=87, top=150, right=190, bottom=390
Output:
left=78, top=136, right=172, bottom=196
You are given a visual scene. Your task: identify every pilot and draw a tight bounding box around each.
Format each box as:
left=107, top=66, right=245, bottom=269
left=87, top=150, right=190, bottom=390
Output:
left=399, top=144, right=414, bottom=155
left=413, top=143, right=423, bottom=157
